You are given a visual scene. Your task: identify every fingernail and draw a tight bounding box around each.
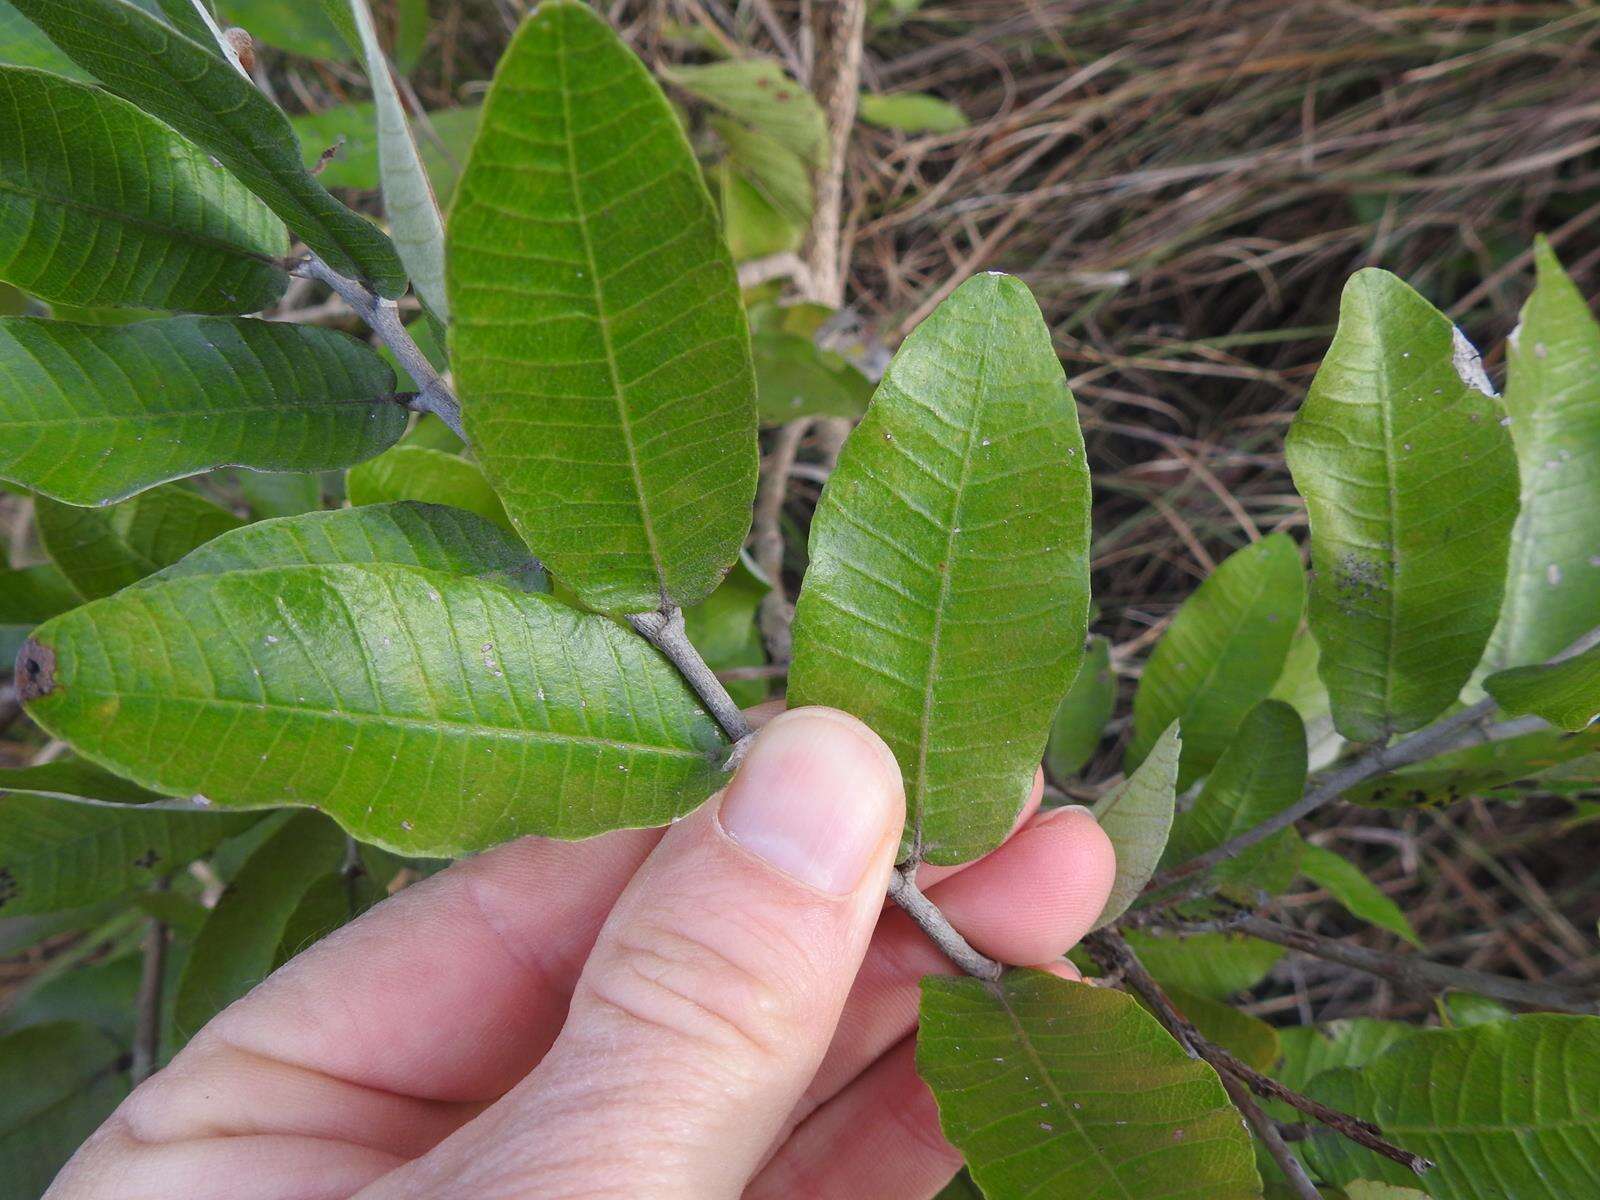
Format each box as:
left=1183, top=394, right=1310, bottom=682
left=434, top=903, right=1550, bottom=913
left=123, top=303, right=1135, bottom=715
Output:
left=718, top=708, right=902, bottom=895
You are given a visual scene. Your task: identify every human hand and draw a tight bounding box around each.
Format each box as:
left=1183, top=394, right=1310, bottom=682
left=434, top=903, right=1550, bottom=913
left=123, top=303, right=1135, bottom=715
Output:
left=48, top=707, right=1116, bottom=1200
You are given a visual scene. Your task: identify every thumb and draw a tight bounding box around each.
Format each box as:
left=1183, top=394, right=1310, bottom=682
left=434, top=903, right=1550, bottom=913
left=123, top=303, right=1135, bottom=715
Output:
left=368, top=707, right=905, bottom=1200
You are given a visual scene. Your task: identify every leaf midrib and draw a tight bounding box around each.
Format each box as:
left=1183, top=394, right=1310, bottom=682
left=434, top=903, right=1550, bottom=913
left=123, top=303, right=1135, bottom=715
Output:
left=552, top=15, right=668, bottom=607
left=0, top=174, right=283, bottom=270
left=990, top=980, right=1139, bottom=1200
left=59, top=687, right=716, bottom=760
left=911, top=305, right=998, bottom=858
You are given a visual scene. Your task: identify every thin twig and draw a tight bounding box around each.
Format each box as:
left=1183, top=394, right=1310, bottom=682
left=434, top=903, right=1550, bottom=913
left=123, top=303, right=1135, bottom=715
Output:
left=1084, top=930, right=1433, bottom=1176
left=800, top=0, right=866, bottom=307
left=1166, top=913, right=1600, bottom=1015
left=629, top=606, right=752, bottom=744
left=887, top=865, right=1003, bottom=981
left=294, top=254, right=464, bottom=440
left=1219, top=1071, right=1322, bottom=1200
left=1145, top=622, right=1600, bottom=900
left=752, top=419, right=814, bottom=663
left=131, top=881, right=171, bottom=1086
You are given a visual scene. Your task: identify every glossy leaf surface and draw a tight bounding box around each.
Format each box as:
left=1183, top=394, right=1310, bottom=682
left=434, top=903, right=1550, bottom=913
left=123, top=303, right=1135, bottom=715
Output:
left=449, top=1, right=758, bottom=613
left=1091, top=721, right=1179, bottom=929
left=1483, top=643, right=1600, bottom=732
left=1479, top=239, right=1600, bottom=678
left=790, top=273, right=1092, bottom=865
left=1306, top=1015, right=1600, bottom=1199
left=918, top=971, right=1261, bottom=1200
left=1286, top=270, right=1519, bottom=741
left=0, top=317, right=403, bottom=505
left=21, top=562, right=728, bottom=856
left=149, top=501, right=545, bottom=592
left=35, top=488, right=243, bottom=600
left=0, top=66, right=287, bottom=312
left=1045, top=636, right=1116, bottom=781
left=0, top=791, right=252, bottom=915
left=11, top=0, right=406, bottom=295
left=1129, top=533, right=1303, bottom=787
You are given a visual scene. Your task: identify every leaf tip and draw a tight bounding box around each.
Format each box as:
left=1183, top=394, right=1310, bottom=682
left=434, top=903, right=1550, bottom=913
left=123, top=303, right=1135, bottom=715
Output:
left=15, top=638, right=57, bottom=703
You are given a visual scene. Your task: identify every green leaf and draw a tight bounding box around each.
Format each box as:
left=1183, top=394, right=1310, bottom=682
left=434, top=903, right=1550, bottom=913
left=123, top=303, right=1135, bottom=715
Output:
left=935, top=1171, right=984, bottom=1200
left=234, top=470, right=322, bottom=519
left=1297, top=843, right=1422, bottom=946
left=148, top=501, right=545, bottom=593
left=1479, top=239, right=1600, bottom=680
left=272, top=868, right=382, bottom=970
left=1161, top=700, right=1307, bottom=897
left=0, top=1022, right=128, bottom=1198
left=1345, top=1184, right=1429, bottom=1200
left=1129, top=533, right=1304, bottom=788
left=0, top=1, right=91, bottom=77
left=1045, top=637, right=1116, bottom=782
left=292, top=102, right=480, bottom=198
left=0, top=791, right=252, bottom=916
left=156, top=0, right=217, bottom=46
left=917, top=971, right=1261, bottom=1200
left=394, top=0, right=427, bottom=72
left=1439, top=993, right=1513, bottom=1028
left=11, top=0, right=407, bottom=296
left=790, top=273, right=1092, bottom=866
left=348, top=0, right=447, bottom=319
left=1483, top=644, right=1600, bottom=732
left=1123, top=930, right=1284, bottom=1000
left=717, top=163, right=802, bottom=262
left=1091, top=721, right=1179, bottom=929
left=20, top=562, right=729, bottom=856
left=753, top=330, right=874, bottom=423
left=347, top=444, right=514, bottom=533
left=1305, top=1015, right=1600, bottom=1199
left=0, top=66, right=287, bottom=312
left=0, top=954, right=142, bottom=1042
left=1269, top=627, right=1342, bottom=770
left=1158, top=984, right=1282, bottom=1072
left=682, top=553, right=770, bottom=709
left=666, top=58, right=828, bottom=168
left=1344, top=726, right=1600, bottom=808
left=1271, top=1019, right=1416, bottom=1094
left=172, top=811, right=347, bottom=1037
left=448, top=1, right=758, bottom=614
left=1285, top=270, right=1519, bottom=742
left=859, top=91, right=969, bottom=134
left=715, top=116, right=813, bottom=225
left=35, top=487, right=244, bottom=600
left=0, top=317, right=404, bottom=505
left=0, top=561, right=79, bottom=653
left=0, top=756, right=167, bottom=805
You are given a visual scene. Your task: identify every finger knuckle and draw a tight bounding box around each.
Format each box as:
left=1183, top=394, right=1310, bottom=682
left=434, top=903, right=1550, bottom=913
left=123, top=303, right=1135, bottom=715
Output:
left=580, top=905, right=809, bottom=1068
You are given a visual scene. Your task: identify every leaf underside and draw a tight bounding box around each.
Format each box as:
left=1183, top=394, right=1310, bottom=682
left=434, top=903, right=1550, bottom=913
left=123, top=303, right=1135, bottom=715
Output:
left=790, top=272, right=1092, bottom=866
left=0, top=317, right=403, bottom=505
left=917, top=971, right=1261, bottom=1200
left=1479, top=239, right=1600, bottom=678
left=1305, top=1015, right=1600, bottom=1200
left=1091, top=721, right=1179, bottom=929
left=449, top=0, right=758, bottom=614
left=10, top=0, right=406, bottom=295
left=1286, top=269, right=1519, bottom=742
left=0, top=66, right=287, bottom=312
left=21, top=562, right=728, bottom=856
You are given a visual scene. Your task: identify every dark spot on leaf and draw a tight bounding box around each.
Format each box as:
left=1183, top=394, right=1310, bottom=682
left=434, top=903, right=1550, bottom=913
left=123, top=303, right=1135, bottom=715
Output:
left=15, top=638, right=56, bottom=702
left=134, top=849, right=161, bottom=870
left=0, top=867, right=17, bottom=908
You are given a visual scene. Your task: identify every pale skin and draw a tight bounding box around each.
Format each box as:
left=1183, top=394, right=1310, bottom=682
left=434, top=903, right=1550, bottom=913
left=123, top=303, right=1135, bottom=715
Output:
left=48, top=707, right=1117, bottom=1200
